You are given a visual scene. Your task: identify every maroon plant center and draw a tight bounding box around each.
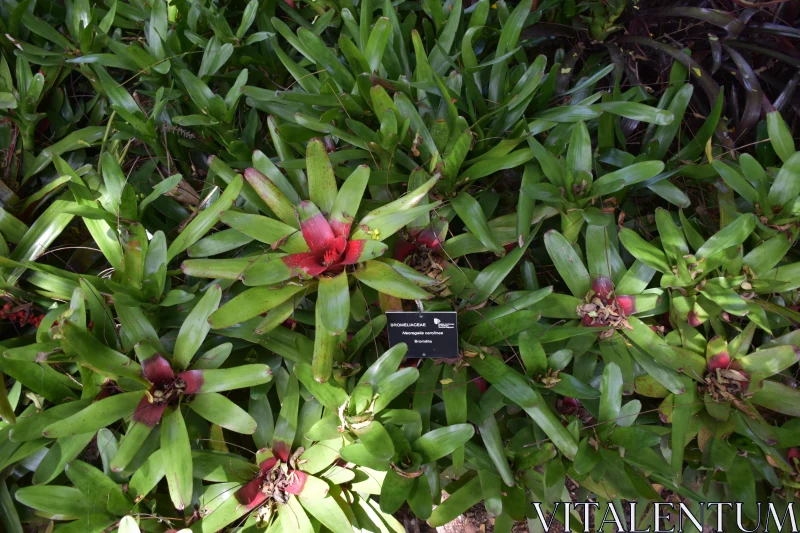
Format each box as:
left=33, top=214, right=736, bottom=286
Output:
left=131, top=354, right=203, bottom=427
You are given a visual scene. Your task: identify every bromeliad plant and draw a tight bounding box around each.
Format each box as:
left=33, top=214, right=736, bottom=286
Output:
left=183, top=138, right=440, bottom=383
left=6, top=281, right=272, bottom=513
left=294, top=342, right=475, bottom=522
left=713, top=110, right=800, bottom=229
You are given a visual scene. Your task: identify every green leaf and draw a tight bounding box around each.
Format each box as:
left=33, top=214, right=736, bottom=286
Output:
left=597, top=101, right=674, bottom=125
left=0, top=208, right=28, bottom=244
left=451, top=192, right=504, bottom=255
left=219, top=211, right=298, bottom=247
left=695, top=213, right=756, bottom=260
left=394, top=92, right=437, bottom=158
left=14, top=486, right=86, bottom=519
left=352, top=261, right=432, bottom=300
left=365, top=17, right=392, bottom=72
left=300, top=495, right=354, bottom=533
left=312, top=308, right=336, bottom=384
left=488, top=0, right=532, bottom=104
left=196, top=365, right=273, bottom=393
left=167, top=177, right=243, bottom=261
left=243, top=167, right=300, bottom=228
left=737, top=346, right=800, bottom=377
left=306, top=139, right=338, bottom=214
left=544, top=230, right=589, bottom=297
left=619, top=228, right=670, bottom=273
left=59, top=321, right=144, bottom=383
left=469, top=355, right=577, bottom=459
left=751, top=380, right=800, bottom=416
left=329, top=165, right=370, bottom=236
left=712, top=161, right=759, bottom=204
left=210, top=284, right=306, bottom=329
left=297, top=27, right=355, bottom=90
left=352, top=421, right=395, bottom=460
left=198, top=37, right=234, bottom=78
left=65, top=460, right=131, bottom=516
left=380, top=469, right=414, bottom=514
left=670, top=377, right=696, bottom=484
left=591, top=161, right=665, bottom=197
left=567, top=121, right=592, bottom=178
left=0, top=92, right=17, bottom=109
left=161, top=407, right=193, bottom=511
left=623, top=317, right=685, bottom=375
left=766, top=152, right=800, bottom=211
left=317, top=273, right=350, bottom=335
left=598, top=363, right=622, bottom=439
left=357, top=344, right=406, bottom=387
left=189, top=393, right=257, bottom=434
left=139, top=174, right=182, bottom=215
left=428, top=476, right=482, bottom=527
left=467, top=234, right=533, bottom=304
left=294, top=363, right=349, bottom=411
left=173, top=285, right=221, bottom=370
left=42, top=392, right=144, bottom=438
left=767, top=110, right=795, bottom=163
left=413, top=424, right=474, bottom=463
left=118, top=516, right=140, bottom=533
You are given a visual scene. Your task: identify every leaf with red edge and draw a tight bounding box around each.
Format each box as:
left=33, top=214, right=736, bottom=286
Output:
left=195, top=482, right=252, bottom=532
left=291, top=471, right=329, bottom=500
left=141, top=354, right=175, bottom=384
left=307, top=139, right=338, bottom=214
left=297, top=201, right=336, bottom=254
left=131, top=396, right=168, bottom=428
left=281, top=251, right=328, bottom=278
left=338, top=240, right=387, bottom=265
left=329, top=165, right=370, bottom=238
left=243, top=167, right=299, bottom=228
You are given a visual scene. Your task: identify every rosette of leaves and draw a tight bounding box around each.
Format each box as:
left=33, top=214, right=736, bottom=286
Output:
left=523, top=118, right=668, bottom=243
left=4, top=280, right=272, bottom=511
left=712, top=110, right=800, bottom=229
left=236, top=1, right=556, bottom=193
left=0, top=153, right=287, bottom=517
left=292, top=342, right=475, bottom=523
left=188, top=365, right=395, bottom=533
left=182, top=139, right=440, bottom=383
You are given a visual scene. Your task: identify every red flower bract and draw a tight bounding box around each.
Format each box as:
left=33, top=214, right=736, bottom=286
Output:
left=132, top=354, right=204, bottom=427
left=281, top=201, right=368, bottom=277
left=236, top=452, right=309, bottom=510
left=394, top=219, right=446, bottom=262
left=591, top=275, right=614, bottom=299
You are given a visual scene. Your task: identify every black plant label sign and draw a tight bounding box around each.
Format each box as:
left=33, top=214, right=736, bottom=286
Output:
left=385, top=312, right=459, bottom=358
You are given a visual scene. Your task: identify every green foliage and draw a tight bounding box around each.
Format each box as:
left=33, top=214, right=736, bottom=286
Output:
left=0, top=1, right=798, bottom=532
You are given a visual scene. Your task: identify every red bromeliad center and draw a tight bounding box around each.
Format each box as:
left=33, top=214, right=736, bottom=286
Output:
left=393, top=225, right=444, bottom=262
left=281, top=201, right=366, bottom=277
left=132, top=354, right=203, bottom=427
left=235, top=452, right=311, bottom=510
